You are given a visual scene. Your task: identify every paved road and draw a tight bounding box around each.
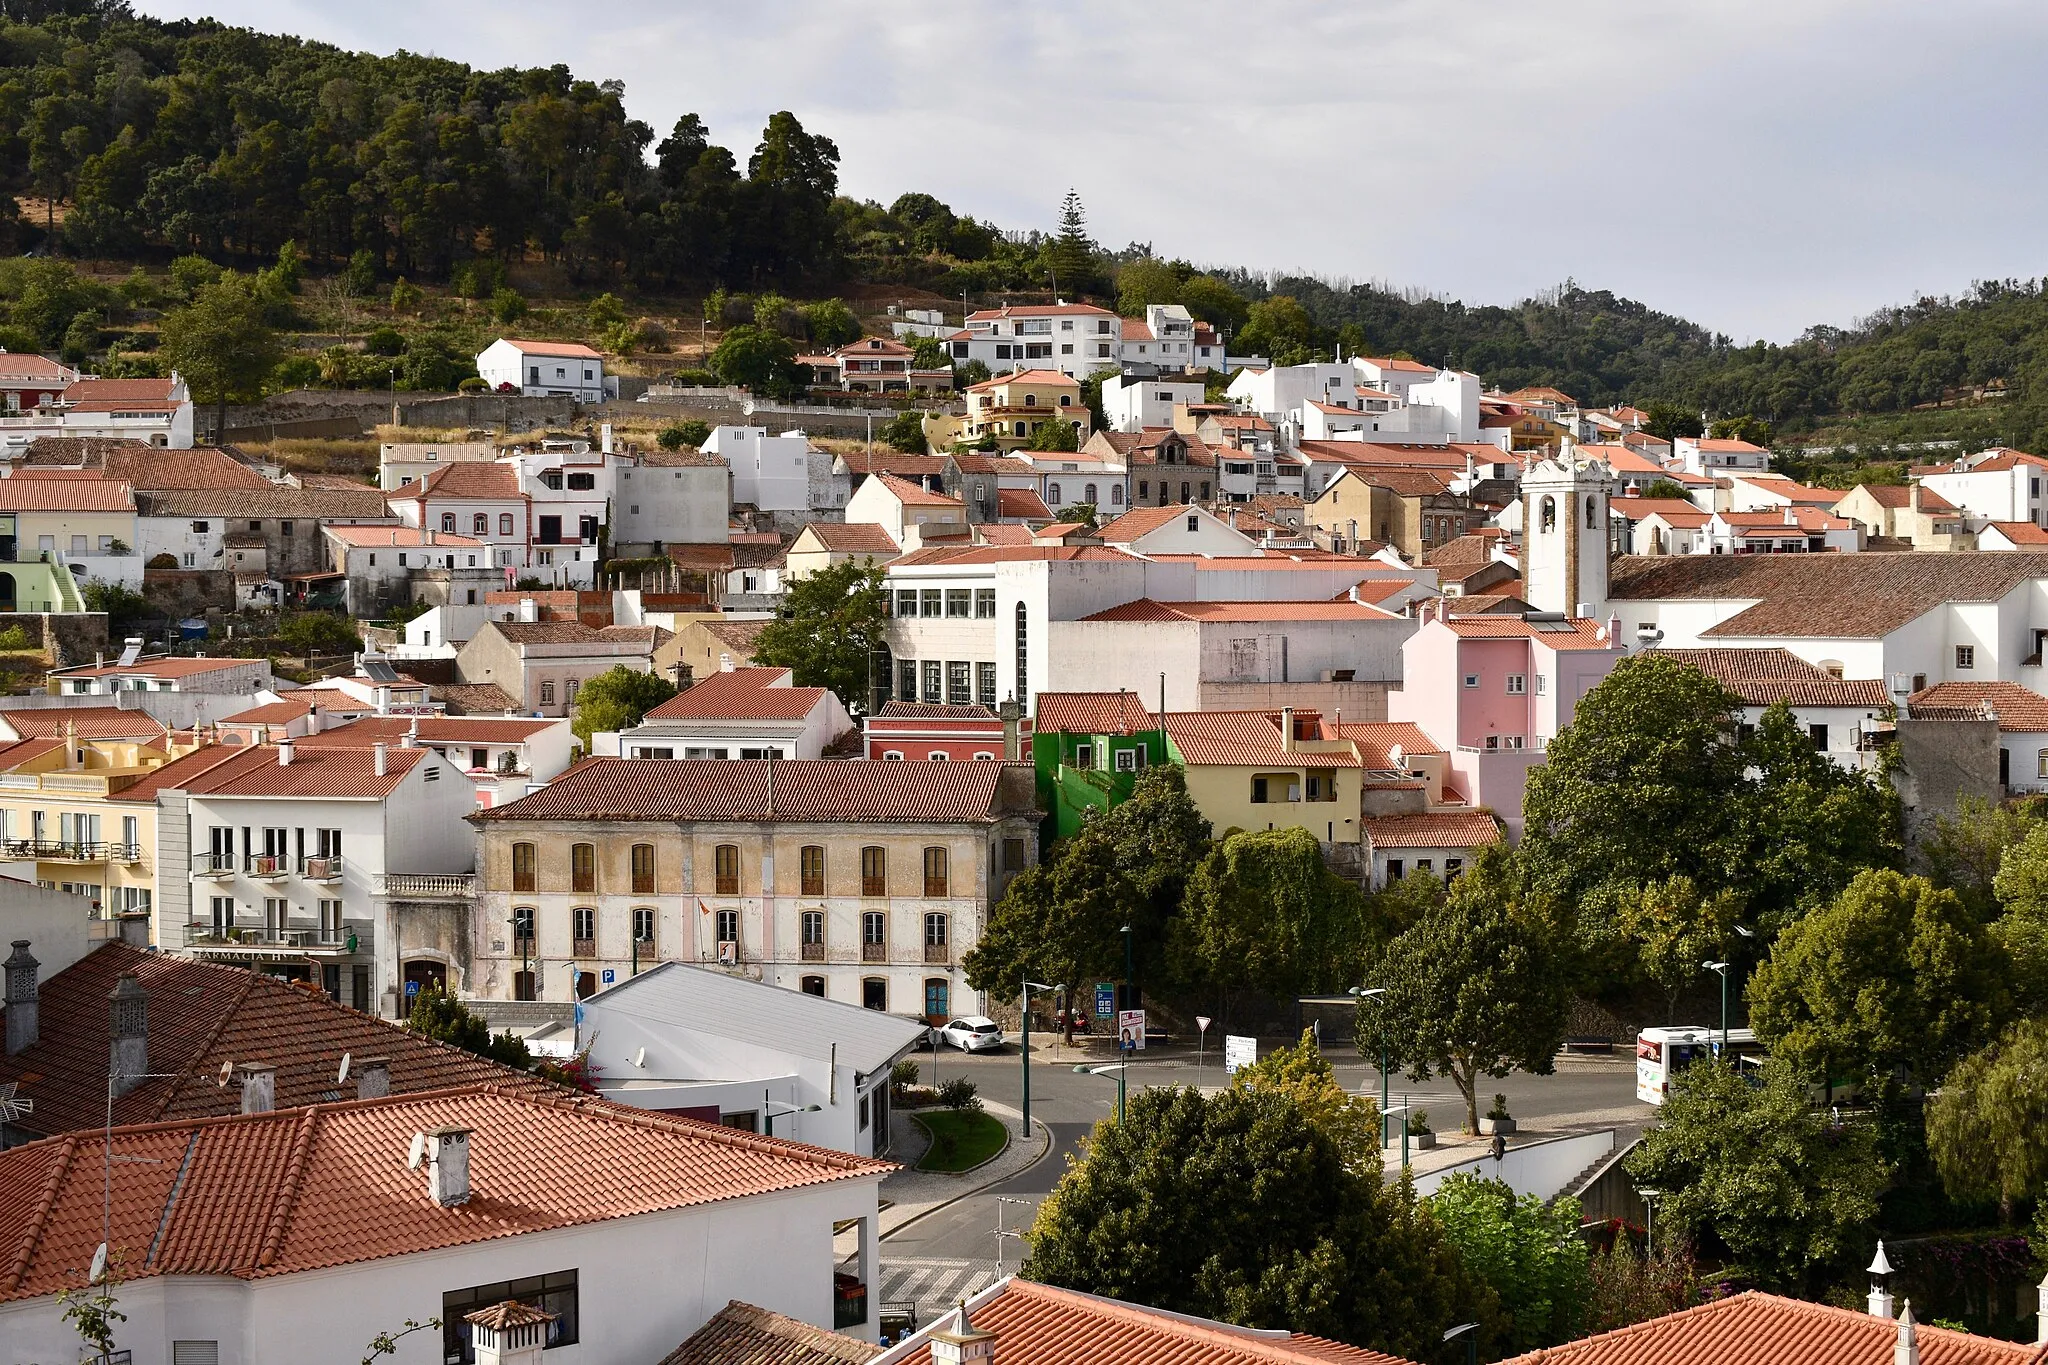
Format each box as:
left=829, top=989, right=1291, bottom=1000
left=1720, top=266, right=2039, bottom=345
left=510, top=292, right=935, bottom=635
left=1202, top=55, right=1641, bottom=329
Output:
left=882, top=1034, right=1647, bottom=1279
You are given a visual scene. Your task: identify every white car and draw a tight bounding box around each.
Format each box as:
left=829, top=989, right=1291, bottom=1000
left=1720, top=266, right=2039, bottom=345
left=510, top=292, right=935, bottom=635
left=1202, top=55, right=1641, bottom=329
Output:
left=936, top=1016, right=1005, bottom=1053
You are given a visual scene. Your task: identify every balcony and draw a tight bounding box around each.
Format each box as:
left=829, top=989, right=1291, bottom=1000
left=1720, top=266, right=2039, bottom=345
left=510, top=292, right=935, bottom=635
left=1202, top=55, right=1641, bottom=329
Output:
left=299, top=855, right=344, bottom=883
left=186, top=920, right=368, bottom=957
left=2, top=838, right=139, bottom=864
left=246, top=853, right=290, bottom=881
left=862, top=941, right=887, bottom=963
left=572, top=936, right=596, bottom=958
left=378, top=873, right=478, bottom=899
left=801, top=941, right=826, bottom=962
left=194, top=852, right=237, bottom=880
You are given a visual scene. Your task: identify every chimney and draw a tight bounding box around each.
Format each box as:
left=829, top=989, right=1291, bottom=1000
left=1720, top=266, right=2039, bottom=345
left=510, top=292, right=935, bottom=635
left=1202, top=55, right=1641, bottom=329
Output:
left=719, top=652, right=734, bottom=673
left=426, top=1125, right=473, bottom=1206
left=1607, top=613, right=1623, bottom=649
left=357, top=1056, right=391, bottom=1101
left=94, top=650, right=104, bottom=669
left=928, top=1300, right=998, bottom=1365
left=998, top=697, right=1022, bottom=761
left=305, top=706, right=322, bottom=736
left=1280, top=706, right=1296, bottom=752
left=465, top=1301, right=556, bottom=1365
left=404, top=715, right=421, bottom=749
left=374, top=743, right=389, bottom=777
left=4, top=940, right=38, bottom=1054
left=518, top=597, right=539, bottom=623
left=109, top=973, right=147, bottom=1096
left=1910, top=481, right=1921, bottom=513
left=1896, top=1302, right=1919, bottom=1365
left=238, top=1061, right=276, bottom=1114
left=277, top=738, right=294, bottom=766
left=1868, top=1240, right=1895, bottom=1319
left=601, top=422, right=614, bottom=455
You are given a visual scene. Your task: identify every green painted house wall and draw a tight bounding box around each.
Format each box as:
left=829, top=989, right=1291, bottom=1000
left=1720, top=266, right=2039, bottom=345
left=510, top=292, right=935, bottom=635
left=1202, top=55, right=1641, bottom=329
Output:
left=1032, top=726, right=1172, bottom=844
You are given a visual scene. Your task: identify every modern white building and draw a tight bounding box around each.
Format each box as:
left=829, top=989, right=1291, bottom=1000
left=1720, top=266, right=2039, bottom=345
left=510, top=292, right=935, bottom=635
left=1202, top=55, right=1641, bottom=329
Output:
left=1918, top=449, right=2048, bottom=531
left=614, top=448, right=730, bottom=548
left=475, top=337, right=614, bottom=400
left=1672, top=434, right=1771, bottom=474
left=1101, top=373, right=1206, bottom=433
left=602, top=666, right=854, bottom=760
left=945, top=302, right=1123, bottom=380
left=0, top=375, right=196, bottom=454
left=703, top=425, right=844, bottom=516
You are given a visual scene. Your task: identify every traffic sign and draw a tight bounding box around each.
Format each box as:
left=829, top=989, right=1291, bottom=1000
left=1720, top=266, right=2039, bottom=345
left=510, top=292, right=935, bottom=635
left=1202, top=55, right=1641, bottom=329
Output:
left=1224, top=1035, right=1258, bottom=1074
left=601, top=968, right=616, bottom=984
left=1196, top=1016, right=1212, bottom=1034
left=1094, top=983, right=1115, bottom=1020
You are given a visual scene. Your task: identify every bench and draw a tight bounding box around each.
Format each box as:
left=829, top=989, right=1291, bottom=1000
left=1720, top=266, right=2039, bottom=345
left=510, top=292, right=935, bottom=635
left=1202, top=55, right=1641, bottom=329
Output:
left=1563, top=1035, right=1615, bottom=1054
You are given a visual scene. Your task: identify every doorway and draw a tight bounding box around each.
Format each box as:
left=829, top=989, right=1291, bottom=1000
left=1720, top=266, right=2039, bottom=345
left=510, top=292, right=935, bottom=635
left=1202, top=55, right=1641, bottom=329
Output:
left=924, top=978, right=950, bottom=1022
left=574, top=970, right=596, bottom=1000
left=403, top=959, right=446, bottom=1010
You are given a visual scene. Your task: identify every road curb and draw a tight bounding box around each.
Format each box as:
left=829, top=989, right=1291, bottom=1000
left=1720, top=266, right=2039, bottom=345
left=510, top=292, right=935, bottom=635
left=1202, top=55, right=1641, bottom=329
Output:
left=880, top=1115, right=1052, bottom=1241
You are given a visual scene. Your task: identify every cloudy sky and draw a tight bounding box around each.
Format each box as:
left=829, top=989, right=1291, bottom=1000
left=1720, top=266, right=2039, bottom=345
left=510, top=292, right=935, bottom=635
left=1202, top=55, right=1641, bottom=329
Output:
left=139, top=0, right=2048, bottom=342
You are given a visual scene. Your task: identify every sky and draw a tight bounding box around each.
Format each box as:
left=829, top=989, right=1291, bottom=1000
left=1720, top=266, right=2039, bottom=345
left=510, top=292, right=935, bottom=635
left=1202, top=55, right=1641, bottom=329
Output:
left=136, top=0, right=2048, bottom=343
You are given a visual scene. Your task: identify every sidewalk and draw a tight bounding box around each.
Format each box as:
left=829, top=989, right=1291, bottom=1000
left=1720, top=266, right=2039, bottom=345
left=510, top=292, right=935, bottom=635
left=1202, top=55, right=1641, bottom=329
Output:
left=878, top=1098, right=1050, bottom=1238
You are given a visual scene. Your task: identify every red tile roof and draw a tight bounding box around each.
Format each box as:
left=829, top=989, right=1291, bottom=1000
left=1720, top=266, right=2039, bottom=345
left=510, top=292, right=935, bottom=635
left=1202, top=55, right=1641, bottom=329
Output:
left=63, top=377, right=178, bottom=403
left=409, top=461, right=524, bottom=501
left=1362, top=357, right=1436, bottom=373
left=839, top=453, right=951, bottom=478
left=644, top=668, right=831, bottom=722
left=106, top=739, right=430, bottom=801
left=1439, top=617, right=1617, bottom=650
left=661, top=1301, right=882, bottom=1365
left=964, top=368, right=1080, bottom=393
left=472, top=757, right=1027, bottom=824
left=1362, top=811, right=1502, bottom=849
left=873, top=701, right=1004, bottom=722
left=57, top=656, right=258, bottom=680
left=890, top=545, right=1138, bottom=566
left=799, top=522, right=899, bottom=554
left=1297, top=441, right=1472, bottom=471
left=997, top=487, right=1052, bottom=519
left=1034, top=692, right=1157, bottom=734
left=1691, top=437, right=1768, bottom=453
left=1094, top=504, right=1214, bottom=542
left=1164, top=710, right=1363, bottom=767
left=0, top=706, right=168, bottom=741
left=872, top=472, right=962, bottom=508
left=0, top=1083, right=889, bottom=1302
left=1081, top=599, right=1396, bottom=623
left=1610, top=553, right=2048, bottom=639
left=0, top=942, right=542, bottom=1141
left=1987, top=520, right=2048, bottom=544
left=884, top=1280, right=1412, bottom=1365
left=1341, top=721, right=1444, bottom=768
left=1852, top=483, right=1956, bottom=510
left=499, top=338, right=604, bottom=359
left=966, top=303, right=1115, bottom=320
left=0, top=476, right=133, bottom=511
left=1650, top=648, right=1889, bottom=707
left=1501, top=1292, right=2040, bottom=1365
left=1910, top=681, right=2048, bottom=731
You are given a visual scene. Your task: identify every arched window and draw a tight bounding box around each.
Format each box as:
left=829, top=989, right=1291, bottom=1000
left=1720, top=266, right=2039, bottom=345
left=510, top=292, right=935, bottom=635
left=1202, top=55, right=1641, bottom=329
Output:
left=440, top=513, right=456, bottom=532
left=1024, top=393, right=1037, bottom=407
left=801, top=975, right=826, bottom=997
left=1111, top=485, right=1124, bottom=506
left=630, top=843, right=655, bottom=894
left=1586, top=495, right=1599, bottom=529
left=570, top=842, right=594, bottom=892
left=1047, top=484, right=1062, bottom=505
left=499, top=513, right=514, bottom=536
left=1084, top=483, right=1098, bottom=504
left=511, top=905, right=535, bottom=944
left=923, top=846, right=949, bottom=896
left=511, top=842, right=536, bottom=892
left=1540, top=496, right=1556, bottom=532
left=473, top=514, right=488, bottom=535
left=1015, top=602, right=1030, bottom=708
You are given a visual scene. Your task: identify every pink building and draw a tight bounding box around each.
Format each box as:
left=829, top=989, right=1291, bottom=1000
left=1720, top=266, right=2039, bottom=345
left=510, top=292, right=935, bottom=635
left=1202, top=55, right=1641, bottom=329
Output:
left=1386, top=605, right=1625, bottom=835
left=866, top=701, right=1028, bottom=761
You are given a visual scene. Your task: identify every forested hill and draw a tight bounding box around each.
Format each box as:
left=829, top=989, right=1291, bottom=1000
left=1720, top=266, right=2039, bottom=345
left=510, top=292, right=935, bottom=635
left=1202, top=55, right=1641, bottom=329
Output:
left=5, top=2, right=2048, bottom=450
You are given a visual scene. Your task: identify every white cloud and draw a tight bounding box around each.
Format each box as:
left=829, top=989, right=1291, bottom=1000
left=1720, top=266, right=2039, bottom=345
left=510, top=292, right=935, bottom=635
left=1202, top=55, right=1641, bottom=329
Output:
left=134, top=0, right=2048, bottom=340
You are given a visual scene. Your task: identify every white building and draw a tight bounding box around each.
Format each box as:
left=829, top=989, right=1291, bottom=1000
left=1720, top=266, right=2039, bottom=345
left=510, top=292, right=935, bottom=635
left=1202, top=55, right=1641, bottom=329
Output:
left=1699, top=507, right=1862, bottom=555
left=575, top=959, right=929, bottom=1157
left=378, top=440, right=495, bottom=492
left=321, top=524, right=492, bottom=616
left=0, top=375, right=196, bottom=454
left=603, top=666, right=854, bottom=760
left=475, top=337, right=614, bottom=400
left=1651, top=647, right=1891, bottom=773
left=615, top=447, right=730, bottom=548
left=1672, top=435, right=1771, bottom=474
left=945, top=302, right=1123, bottom=380
left=1101, top=373, right=1206, bottom=433
left=845, top=472, right=969, bottom=552
left=0, top=1084, right=891, bottom=1364
left=1918, top=449, right=2048, bottom=531
left=48, top=653, right=275, bottom=697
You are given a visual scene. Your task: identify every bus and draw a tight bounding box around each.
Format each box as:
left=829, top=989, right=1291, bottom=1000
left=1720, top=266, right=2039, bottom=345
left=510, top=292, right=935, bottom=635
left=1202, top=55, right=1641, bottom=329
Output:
left=1637, top=1027, right=1763, bottom=1104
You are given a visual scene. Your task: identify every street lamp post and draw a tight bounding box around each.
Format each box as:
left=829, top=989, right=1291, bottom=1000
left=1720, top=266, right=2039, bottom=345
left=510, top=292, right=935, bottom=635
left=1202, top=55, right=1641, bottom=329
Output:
left=1703, top=960, right=1731, bottom=1055
left=763, top=1096, right=822, bottom=1138
left=1350, top=986, right=1389, bottom=1148
left=1119, top=923, right=1133, bottom=1013
left=1073, top=1060, right=1126, bottom=1123
left=1020, top=977, right=1061, bottom=1138
left=1443, top=1322, right=1478, bottom=1365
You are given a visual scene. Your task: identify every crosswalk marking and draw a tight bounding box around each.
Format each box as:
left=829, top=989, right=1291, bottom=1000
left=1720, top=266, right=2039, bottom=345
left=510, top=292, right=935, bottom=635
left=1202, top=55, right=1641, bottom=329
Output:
left=876, top=1257, right=1002, bottom=1320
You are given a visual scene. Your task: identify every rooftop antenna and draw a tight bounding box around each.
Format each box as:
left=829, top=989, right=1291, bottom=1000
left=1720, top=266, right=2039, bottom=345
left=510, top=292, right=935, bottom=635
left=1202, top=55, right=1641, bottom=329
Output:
left=0, top=1081, right=32, bottom=1122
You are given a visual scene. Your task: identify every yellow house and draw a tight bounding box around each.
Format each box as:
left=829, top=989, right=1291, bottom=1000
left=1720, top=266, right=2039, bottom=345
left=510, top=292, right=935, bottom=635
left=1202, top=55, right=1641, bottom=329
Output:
left=0, top=477, right=139, bottom=559
left=959, top=369, right=1091, bottom=452
left=1163, top=707, right=1366, bottom=849
left=0, top=725, right=207, bottom=924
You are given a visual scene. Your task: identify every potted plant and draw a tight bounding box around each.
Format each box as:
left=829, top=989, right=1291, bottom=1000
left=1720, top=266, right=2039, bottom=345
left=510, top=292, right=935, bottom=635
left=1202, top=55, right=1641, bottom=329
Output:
left=1480, top=1093, right=1515, bottom=1136
left=1408, top=1108, right=1436, bottom=1150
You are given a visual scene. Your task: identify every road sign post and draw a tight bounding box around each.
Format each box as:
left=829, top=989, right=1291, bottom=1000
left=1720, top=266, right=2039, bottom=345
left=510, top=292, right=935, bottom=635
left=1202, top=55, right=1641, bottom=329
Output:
left=1196, top=1016, right=1212, bottom=1072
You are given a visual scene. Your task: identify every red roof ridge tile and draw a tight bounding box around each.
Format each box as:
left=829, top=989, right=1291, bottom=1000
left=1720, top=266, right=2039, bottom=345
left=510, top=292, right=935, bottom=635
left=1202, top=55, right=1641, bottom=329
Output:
left=258, top=1107, right=321, bottom=1267
left=5, top=1132, right=74, bottom=1293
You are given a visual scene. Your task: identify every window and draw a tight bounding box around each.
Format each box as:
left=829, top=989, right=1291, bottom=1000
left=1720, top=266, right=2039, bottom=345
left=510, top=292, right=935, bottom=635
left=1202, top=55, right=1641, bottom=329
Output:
left=443, top=1270, right=578, bottom=1361
left=925, top=912, right=949, bottom=948
left=1505, top=674, right=1526, bottom=695
left=974, top=588, right=997, bottom=618
left=473, top=514, right=488, bottom=534
left=801, top=910, right=826, bottom=947
left=1463, top=674, right=1480, bottom=689
left=1586, top=495, right=1599, bottom=529
left=946, top=588, right=971, bottom=618
left=1187, top=515, right=1199, bottom=532
left=511, top=905, right=536, bottom=947
left=801, top=845, right=825, bottom=895
left=1114, top=748, right=1139, bottom=772
left=1072, top=741, right=1093, bottom=770
left=631, top=843, right=655, bottom=894
left=930, top=750, right=949, bottom=761
left=191, top=520, right=209, bottom=533
left=1014, top=603, right=1029, bottom=708
left=863, top=911, right=887, bottom=953
left=715, top=909, right=738, bottom=944
left=946, top=660, right=970, bottom=705
left=1810, top=723, right=1830, bottom=749
left=572, top=906, right=595, bottom=942
left=512, top=842, right=536, bottom=892
left=920, top=588, right=943, bottom=618
left=632, top=907, right=654, bottom=944
left=1047, top=484, right=1062, bottom=506
left=897, top=659, right=917, bottom=701
left=1540, top=496, right=1556, bottom=532
left=922, top=660, right=943, bottom=703
left=1957, top=645, right=1976, bottom=669
left=922, top=847, right=949, bottom=896
left=861, top=846, right=887, bottom=896
left=1535, top=674, right=1548, bottom=695
left=441, top=513, right=457, bottom=532
left=714, top=843, right=740, bottom=895
left=802, top=974, right=826, bottom=996
left=499, top=513, right=514, bottom=536
left=1251, top=776, right=1269, bottom=803
left=976, top=661, right=997, bottom=706
left=1111, top=485, right=1124, bottom=505
left=570, top=843, right=594, bottom=892
left=539, top=681, right=556, bottom=706
left=895, top=589, right=918, bottom=617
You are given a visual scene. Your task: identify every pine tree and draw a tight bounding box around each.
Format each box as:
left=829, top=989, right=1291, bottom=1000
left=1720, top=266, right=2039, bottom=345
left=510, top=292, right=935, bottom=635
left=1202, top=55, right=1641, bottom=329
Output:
left=1049, top=189, right=1094, bottom=299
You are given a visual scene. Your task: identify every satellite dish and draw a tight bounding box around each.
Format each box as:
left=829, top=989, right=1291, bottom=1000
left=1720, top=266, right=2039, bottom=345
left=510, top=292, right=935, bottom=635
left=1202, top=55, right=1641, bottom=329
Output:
left=336, top=1052, right=352, bottom=1086
left=88, top=1242, right=107, bottom=1285
left=217, top=1061, right=235, bottom=1087
left=407, top=1132, right=427, bottom=1171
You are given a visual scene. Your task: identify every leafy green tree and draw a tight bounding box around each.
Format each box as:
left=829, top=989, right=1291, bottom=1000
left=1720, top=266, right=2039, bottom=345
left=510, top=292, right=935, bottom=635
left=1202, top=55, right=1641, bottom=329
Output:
left=1641, top=401, right=1704, bottom=442
left=1026, top=1085, right=1489, bottom=1360
left=1613, top=876, right=1742, bottom=1023
left=878, top=409, right=929, bottom=454
left=1178, top=275, right=1250, bottom=334
left=1047, top=189, right=1094, bottom=296
left=1926, top=795, right=2043, bottom=919
left=388, top=277, right=422, bottom=314
left=1239, top=295, right=1317, bottom=365
left=710, top=323, right=805, bottom=398
left=406, top=987, right=532, bottom=1070
left=909, top=335, right=950, bottom=371
left=343, top=248, right=378, bottom=297
left=751, top=557, right=889, bottom=713
left=1739, top=700, right=1901, bottom=922
left=802, top=298, right=861, bottom=348
left=1231, top=1030, right=1382, bottom=1172
left=1709, top=414, right=1774, bottom=446
left=1429, top=1173, right=1591, bottom=1354
left=1585, top=1237, right=1700, bottom=1335
left=1749, top=869, right=2011, bottom=1093
left=159, top=273, right=284, bottom=440
left=278, top=611, right=362, bottom=657
left=1641, top=478, right=1693, bottom=500
left=168, top=254, right=221, bottom=301
left=81, top=580, right=147, bottom=628
left=1991, top=824, right=2048, bottom=1011
left=1172, top=827, right=1379, bottom=1007
left=658, top=419, right=711, bottom=450
left=1925, top=1018, right=2048, bottom=1223
left=1117, top=256, right=1181, bottom=316
left=1026, top=417, right=1080, bottom=451
left=586, top=291, right=628, bottom=329
left=1627, top=1059, right=1887, bottom=1291
left=570, top=664, right=679, bottom=748
left=491, top=288, right=528, bottom=325
left=1371, top=847, right=1571, bottom=1134
left=1056, top=503, right=1097, bottom=527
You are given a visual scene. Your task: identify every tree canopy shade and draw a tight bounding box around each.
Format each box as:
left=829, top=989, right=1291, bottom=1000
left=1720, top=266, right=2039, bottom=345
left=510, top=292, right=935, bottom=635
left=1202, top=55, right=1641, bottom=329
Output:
left=277, top=610, right=361, bottom=657
left=750, top=558, right=889, bottom=715
left=1172, top=827, right=1382, bottom=1009
left=568, top=664, right=678, bottom=749
left=1229, top=1031, right=1381, bottom=1172
left=157, top=272, right=282, bottom=438
left=1428, top=1173, right=1591, bottom=1355
left=1369, top=847, right=1571, bottom=1135
left=1626, top=1059, right=1887, bottom=1292
left=1925, top=1018, right=2048, bottom=1224
left=1025, top=1085, right=1491, bottom=1361
left=710, top=323, right=805, bottom=397
left=405, top=987, right=531, bottom=1070
left=1747, top=869, right=2011, bottom=1093
left=877, top=408, right=929, bottom=454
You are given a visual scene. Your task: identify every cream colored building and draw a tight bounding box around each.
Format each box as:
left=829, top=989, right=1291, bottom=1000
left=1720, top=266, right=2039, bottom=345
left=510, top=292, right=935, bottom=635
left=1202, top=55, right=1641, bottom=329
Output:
left=953, top=369, right=1092, bottom=452
left=467, top=757, right=1040, bottom=1019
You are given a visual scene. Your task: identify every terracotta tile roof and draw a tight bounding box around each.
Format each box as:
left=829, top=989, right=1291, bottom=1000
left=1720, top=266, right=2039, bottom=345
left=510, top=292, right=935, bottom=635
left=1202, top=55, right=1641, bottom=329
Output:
left=1610, top=498, right=1707, bottom=520
left=0, top=942, right=541, bottom=1142
left=1691, top=437, right=1768, bottom=453
left=0, top=353, right=76, bottom=382
left=661, top=1300, right=882, bottom=1365
left=63, top=377, right=178, bottom=403
left=1362, top=356, right=1436, bottom=373
left=1164, top=710, right=1363, bottom=767
left=409, top=461, right=524, bottom=501
left=1715, top=508, right=1853, bottom=533
left=1362, top=811, right=1502, bottom=849
left=1081, top=599, right=1396, bottom=623
left=140, top=486, right=391, bottom=519
left=1649, top=647, right=1888, bottom=707
left=323, top=525, right=486, bottom=548
left=963, top=368, right=1079, bottom=393
left=1095, top=504, right=1210, bottom=541
left=1297, top=441, right=1471, bottom=471
left=432, top=682, right=523, bottom=714
left=0, top=476, right=132, bottom=511
left=106, top=739, right=429, bottom=801
left=875, top=701, right=1000, bottom=721
left=499, top=337, right=605, bottom=359
left=486, top=620, right=657, bottom=651
left=1124, top=428, right=1218, bottom=469
left=997, top=487, right=1052, bottom=519
left=644, top=668, right=829, bottom=722
left=965, top=303, right=1115, bottom=319
left=1852, top=483, right=1956, bottom=510
left=0, top=736, right=65, bottom=768
left=220, top=698, right=317, bottom=724
left=976, top=523, right=1037, bottom=545
left=472, top=757, right=1026, bottom=824
left=1909, top=681, right=2048, bottom=731
left=1440, top=617, right=1616, bottom=650
left=56, top=656, right=258, bottom=680
left=839, top=452, right=952, bottom=478
left=1421, top=532, right=1506, bottom=566
left=800, top=522, right=899, bottom=554
left=1610, top=552, right=2048, bottom=639
left=882, top=1279, right=1412, bottom=1365
left=872, top=472, right=962, bottom=508
left=18, top=444, right=269, bottom=490
left=0, top=706, right=167, bottom=741
left=288, top=715, right=561, bottom=748
left=948, top=454, right=1036, bottom=475
left=1338, top=466, right=1453, bottom=497
left=1501, top=1291, right=2040, bottom=1365
left=0, top=1082, right=889, bottom=1302
left=1340, top=721, right=1443, bottom=767
left=1033, top=692, right=1157, bottom=734
left=890, top=545, right=1138, bottom=566
left=1986, top=520, right=2048, bottom=544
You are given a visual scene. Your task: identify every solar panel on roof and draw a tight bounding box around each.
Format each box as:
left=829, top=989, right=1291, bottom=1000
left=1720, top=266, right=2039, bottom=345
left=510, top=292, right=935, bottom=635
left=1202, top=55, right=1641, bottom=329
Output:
left=361, top=659, right=400, bottom=683
left=116, top=641, right=142, bottom=666
left=1533, top=620, right=1581, bottom=633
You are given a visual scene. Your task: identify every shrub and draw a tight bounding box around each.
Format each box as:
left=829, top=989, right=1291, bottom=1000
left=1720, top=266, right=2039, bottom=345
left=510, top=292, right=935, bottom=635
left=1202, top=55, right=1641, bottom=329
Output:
left=146, top=552, right=178, bottom=570
left=388, top=277, right=423, bottom=314
left=670, top=368, right=718, bottom=386
left=343, top=248, right=378, bottom=296
left=278, top=611, right=361, bottom=656
left=1409, top=1108, right=1432, bottom=1135
left=491, top=287, right=527, bottom=325
left=364, top=326, right=406, bottom=357
left=0, top=625, right=34, bottom=651
left=936, top=1076, right=982, bottom=1112
left=891, top=1059, right=920, bottom=1090
left=457, top=376, right=487, bottom=393
left=1487, top=1093, right=1512, bottom=1120
left=657, top=419, right=710, bottom=450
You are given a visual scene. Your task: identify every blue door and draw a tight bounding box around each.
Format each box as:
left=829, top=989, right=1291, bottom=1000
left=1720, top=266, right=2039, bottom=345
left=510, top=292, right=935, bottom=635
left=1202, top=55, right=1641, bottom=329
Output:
left=924, top=979, right=949, bottom=1020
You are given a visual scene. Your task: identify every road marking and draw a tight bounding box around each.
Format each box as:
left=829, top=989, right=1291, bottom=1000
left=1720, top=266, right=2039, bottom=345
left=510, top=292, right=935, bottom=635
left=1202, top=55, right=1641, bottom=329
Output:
left=876, top=1256, right=1002, bottom=1317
